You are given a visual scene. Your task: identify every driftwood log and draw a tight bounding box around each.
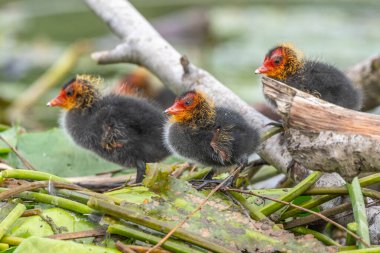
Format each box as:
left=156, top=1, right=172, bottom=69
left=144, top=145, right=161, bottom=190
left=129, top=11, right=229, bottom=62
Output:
left=262, top=76, right=380, bottom=178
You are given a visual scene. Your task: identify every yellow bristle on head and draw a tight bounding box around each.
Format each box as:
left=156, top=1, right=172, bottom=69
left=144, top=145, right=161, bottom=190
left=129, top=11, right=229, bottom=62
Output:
left=169, top=90, right=215, bottom=127
left=279, top=43, right=304, bottom=60
left=74, top=74, right=102, bottom=108
left=278, top=43, right=304, bottom=78
left=76, top=74, right=103, bottom=89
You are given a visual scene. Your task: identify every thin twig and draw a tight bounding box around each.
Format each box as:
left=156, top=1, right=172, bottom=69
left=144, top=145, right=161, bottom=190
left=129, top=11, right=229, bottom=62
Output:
left=47, top=229, right=106, bottom=240
left=96, top=168, right=125, bottom=176
left=116, top=241, right=138, bottom=253
left=0, top=181, right=84, bottom=201
left=225, top=191, right=263, bottom=223
left=127, top=245, right=171, bottom=253
left=0, top=135, right=36, bottom=170
left=171, top=162, right=191, bottom=178
left=147, top=166, right=242, bottom=253
left=0, top=162, right=14, bottom=171
left=39, top=214, right=67, bottom=234
left=284, top=202, right=352, bottom=229
left=284, top=199, right=380, bottom=229
left=226, top=188, right=371, bottom=248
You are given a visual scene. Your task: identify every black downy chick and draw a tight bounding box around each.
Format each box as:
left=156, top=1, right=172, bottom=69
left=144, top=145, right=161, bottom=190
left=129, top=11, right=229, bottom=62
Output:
left=255, top=44, right=362, bottom=110
left=164, top=90, right=260, bottom=181
left=47, top=75, right=170, bottom=183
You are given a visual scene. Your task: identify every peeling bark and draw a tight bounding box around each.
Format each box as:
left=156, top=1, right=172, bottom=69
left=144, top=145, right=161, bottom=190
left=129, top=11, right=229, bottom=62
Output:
left=262, top=76, right=380, bottom=178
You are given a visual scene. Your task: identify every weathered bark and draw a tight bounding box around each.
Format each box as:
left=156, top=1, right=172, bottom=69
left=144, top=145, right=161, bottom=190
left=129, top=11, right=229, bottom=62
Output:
left=262, top=76, right=380, bottom=178
left=346, top=55, right=380, bottom=111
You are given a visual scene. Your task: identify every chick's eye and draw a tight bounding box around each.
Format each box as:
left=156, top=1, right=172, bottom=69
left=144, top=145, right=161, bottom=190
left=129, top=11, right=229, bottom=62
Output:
left=273, top=57, right=282, bottom=65
left=184, top=99, right=193, bottom=106
left=66, top=89, right=74, bottom=97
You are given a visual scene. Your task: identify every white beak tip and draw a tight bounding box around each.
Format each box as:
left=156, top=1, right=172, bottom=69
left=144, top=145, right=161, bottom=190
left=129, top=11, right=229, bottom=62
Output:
left=254, top=69, right=261, bottom=74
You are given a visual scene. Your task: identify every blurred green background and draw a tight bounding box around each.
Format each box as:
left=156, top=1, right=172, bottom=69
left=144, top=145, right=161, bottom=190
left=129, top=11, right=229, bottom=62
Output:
left=1, top=0, right=380, bottom=130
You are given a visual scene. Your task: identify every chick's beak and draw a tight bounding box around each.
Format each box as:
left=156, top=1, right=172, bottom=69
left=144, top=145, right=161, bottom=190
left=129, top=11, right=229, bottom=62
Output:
left=47, top=96, right=63, bottom=107
left=164, top=103, right=183, bottom=115
left=255, top=66, right=268, bottom=74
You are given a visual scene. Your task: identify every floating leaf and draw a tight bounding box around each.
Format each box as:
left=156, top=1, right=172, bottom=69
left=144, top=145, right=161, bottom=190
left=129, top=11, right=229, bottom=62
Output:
left=6, top=128, right=122, bottom=177
left=13, top=237, right=120, bottom=253
left=9, top=208, right=96, bottom=244
left=0, top=127, right=18, bottom=154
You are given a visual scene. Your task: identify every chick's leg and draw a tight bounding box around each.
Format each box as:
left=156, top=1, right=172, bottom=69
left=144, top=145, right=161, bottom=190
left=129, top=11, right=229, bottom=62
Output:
left=135, top=161, right=146, bottom=183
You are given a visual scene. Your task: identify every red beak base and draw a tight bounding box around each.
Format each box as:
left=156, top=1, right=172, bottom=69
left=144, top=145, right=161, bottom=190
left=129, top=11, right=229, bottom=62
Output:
left=255, top=65, right=269, bottom=74
left=165, top=103, right=184, bottom=115
left=47, top=96, right=63, bottom=107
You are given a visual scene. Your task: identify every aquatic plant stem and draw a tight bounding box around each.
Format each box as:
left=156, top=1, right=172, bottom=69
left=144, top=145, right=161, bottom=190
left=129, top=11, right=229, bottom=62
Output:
left=259, top=171, right=322, bottom=216
left=0, top=236, right=24, bottom=245
left=347, top=177, right=370, bottom=249
left=289, top=226, right=340, bottom=246
left=147, top=166, right=242, bottom=253
left=0, top=188, right=93, bottom=214
left=228, top=191, right=266, bottom=220
left=0, top=203, right=26, bottom=240
left=108, top=224, right=204, bottom=253
left=282, top=173, right=380, bottom=219
left=226, top=188, right=370, bottom=248
left=87, top=197, right=235, bottom=253
left=0, top=169, right=69, bottom=183
left=0, top=181, right=83, bottom=201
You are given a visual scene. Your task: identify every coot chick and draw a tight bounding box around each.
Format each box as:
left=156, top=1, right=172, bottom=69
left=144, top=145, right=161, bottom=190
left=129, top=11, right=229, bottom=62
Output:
left=47, top=75, right=170, bottom=183
left=164, top=90, right=260, bottom=181
left=255, top=44, right=362, bottom=110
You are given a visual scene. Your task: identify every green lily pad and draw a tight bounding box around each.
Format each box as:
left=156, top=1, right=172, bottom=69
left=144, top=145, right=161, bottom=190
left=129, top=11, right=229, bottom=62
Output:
left=95, top=165, right=335, bottom=253
left=6, top=128, right=122, bottom=177
left=9, top=208, right=95, bottom=243
left=0, top=127, right=19, bottom=154
left=13, top=237, right=120, bottom=253
left=105, top=186, right=159, bottom=205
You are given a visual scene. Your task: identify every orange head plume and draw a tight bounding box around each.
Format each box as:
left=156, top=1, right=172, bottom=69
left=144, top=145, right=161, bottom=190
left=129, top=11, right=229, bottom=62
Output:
left=47, top=74, right=102, bottom=110
left=255, top=43, right=304, bottom=80
left=165, top=90, right=215, bottom=127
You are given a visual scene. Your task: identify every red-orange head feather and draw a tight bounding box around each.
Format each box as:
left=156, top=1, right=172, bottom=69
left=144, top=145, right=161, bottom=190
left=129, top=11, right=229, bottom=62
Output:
left=165, top=90, right=215, bottom=127
left=255, top=43, right=304, bottom=80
